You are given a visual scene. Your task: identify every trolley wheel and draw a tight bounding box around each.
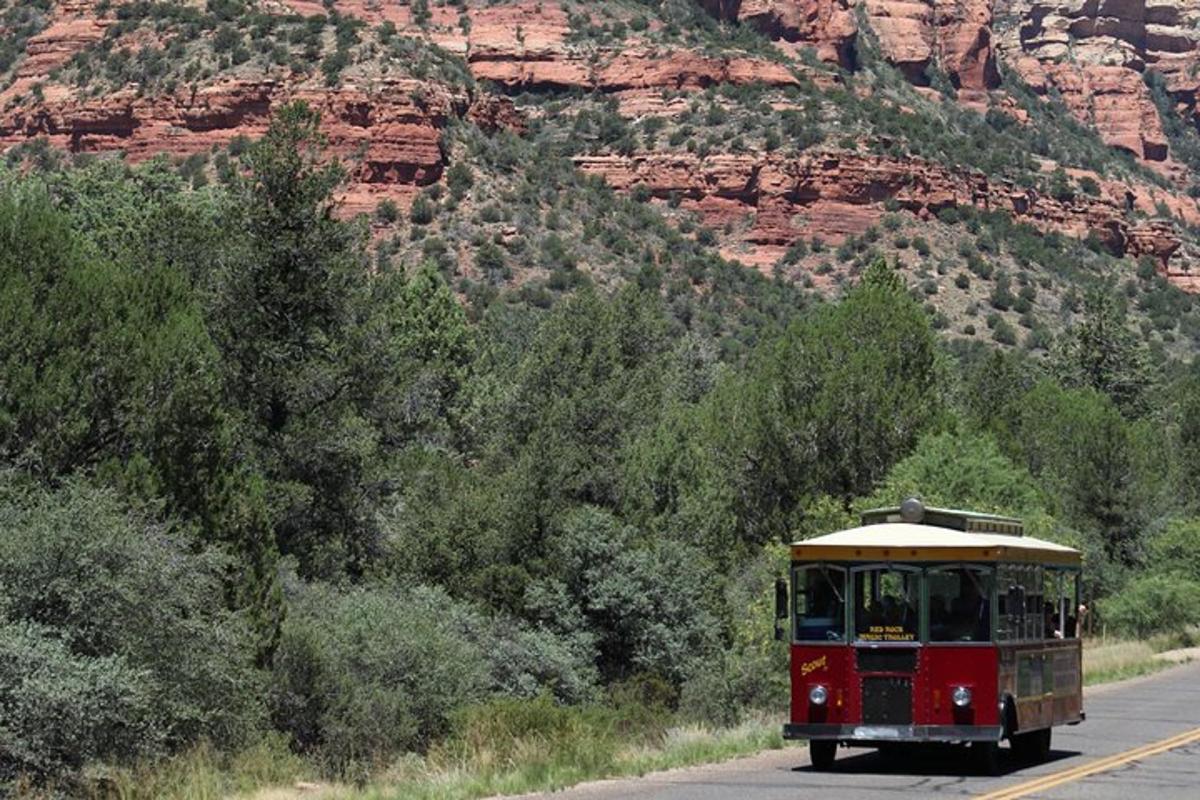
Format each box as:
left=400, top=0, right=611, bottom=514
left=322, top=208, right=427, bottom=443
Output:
left=809, top=740, right=837, bottom=770
left=972, top=741, right=1001, bottom=776
left=1013, top=728, right=1052, bottom=763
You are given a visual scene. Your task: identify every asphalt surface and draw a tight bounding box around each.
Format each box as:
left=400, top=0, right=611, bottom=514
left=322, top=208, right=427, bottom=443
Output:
left=510, top=659, right=1200, bottom=800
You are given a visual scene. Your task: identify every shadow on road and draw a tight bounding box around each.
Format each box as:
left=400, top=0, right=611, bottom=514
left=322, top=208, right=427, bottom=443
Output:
left=792, top=745, right=1080, bottom=777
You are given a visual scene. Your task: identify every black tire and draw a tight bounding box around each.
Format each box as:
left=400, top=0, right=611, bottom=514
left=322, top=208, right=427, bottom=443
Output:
left=972, top=741, right=1001, bottom=776
left=810, top=740, right=837, bottom=770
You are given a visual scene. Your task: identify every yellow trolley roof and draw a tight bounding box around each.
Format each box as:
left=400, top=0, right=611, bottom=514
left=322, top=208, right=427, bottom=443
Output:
left=790, top=522, right=1081, bottom=566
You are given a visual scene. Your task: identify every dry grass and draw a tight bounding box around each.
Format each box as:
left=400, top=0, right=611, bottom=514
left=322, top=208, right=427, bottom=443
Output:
left=97, top=717, right=784, bottom=800
left=1082, top=639, right=1184, bottom=685
left=101, top=634, right=1200, bottom=800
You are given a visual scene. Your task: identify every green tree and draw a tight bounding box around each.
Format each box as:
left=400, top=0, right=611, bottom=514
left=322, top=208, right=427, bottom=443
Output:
left=860, top=429, right=1044, bottom=515
left=270, top=583, right=489, bottom=770
left=1014, top=380, right=1141, bottom=567
left=0, top=477, right=265, bottom=785
left=216, top=102, right=383, bottom=577
left=1103, top=574, right=1200, bottom=638
left=367, top=261, right=474, bottom=447
left=0, top=169, right=284, bottom=662
left=524, top=506, right=719, bottom=685
left=1146, top=518, right=1200, bottom=580
left=1052, top=291, right=1155, bottom=418
left=624, top=259, right=943, bottom=559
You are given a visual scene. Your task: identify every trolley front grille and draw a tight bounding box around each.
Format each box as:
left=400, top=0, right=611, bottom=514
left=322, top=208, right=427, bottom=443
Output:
left=857, top=648, right=917, bottom=673
left=861, top=677, right=912, bottom=725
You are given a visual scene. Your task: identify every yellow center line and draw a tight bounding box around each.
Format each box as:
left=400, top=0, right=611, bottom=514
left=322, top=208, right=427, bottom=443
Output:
left=974, top=726, right=1200, bottom=800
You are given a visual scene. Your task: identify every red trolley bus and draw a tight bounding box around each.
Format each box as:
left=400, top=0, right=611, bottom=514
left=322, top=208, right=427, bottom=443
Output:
left=776, top=499, right=1084, bottom=773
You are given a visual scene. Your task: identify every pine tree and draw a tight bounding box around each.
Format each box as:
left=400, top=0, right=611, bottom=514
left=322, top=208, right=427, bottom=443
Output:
left=1052, top=291, right=1155, bottom=418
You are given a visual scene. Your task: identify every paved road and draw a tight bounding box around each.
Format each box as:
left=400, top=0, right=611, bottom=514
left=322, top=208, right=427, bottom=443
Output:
left=511, top=660, right=1200, bottom=800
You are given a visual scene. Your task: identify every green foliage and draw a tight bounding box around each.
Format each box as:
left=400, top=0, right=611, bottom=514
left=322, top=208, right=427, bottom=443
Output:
left=375, top=198, right=399, bottom=224
left=1103, top=574, right=1200, bottom=638
left=446, top=160, right=474, bottom=199
left=4, top=87, right=1200, bottom=791
left=410, top=192, right=435, bottom=225
left=624, top=259, right=942, bottom=561
left=1146, top=518, right=1200, bottom=581
left=525, top=506, right=720, bottom=685
left=0, top=477, right=264, bottom=785
left=1052, top=291, right=1155, bottom=418
left=678, top=545, right=790, bottom=725
left=860, top=430, right=1043, bottom=515
left=770, top=259, right=944, bottom=500
left=217, top=102, right=394, bottom=576
left=0, top=620, right=156, bottom=787
left=0, top=178, right=224, bottom=492
left=1009, top=380, right=1142, bottom=566
left=270, top=583, right=488, bottom=771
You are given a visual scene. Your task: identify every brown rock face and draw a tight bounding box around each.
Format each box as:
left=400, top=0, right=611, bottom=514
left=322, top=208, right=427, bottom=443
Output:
left=743, top=0, right=860, bottom=67
left=575, top=148, right=1192, bottom=280
left=0, top=0, right=807, bottom=213
left=0, top=77, right=463, bottom=217
left=701, top=0, right=998, bottom=92
left=932, top=0, right=1001, bottom=92
left=995, top=0, right=1200, bottom=162
left=458, top=3, right=801, bottom=97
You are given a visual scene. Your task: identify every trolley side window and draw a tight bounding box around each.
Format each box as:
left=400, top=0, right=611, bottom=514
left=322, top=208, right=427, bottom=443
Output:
left=853, top=566, right=920, bottom=642
left=794, top=564, right=847, bottom=641
left=928, top=566, right=993, bottom=642
left=997, top=563, right=1045, bottom=641
left=1046, top=568, right=1083, bottom=639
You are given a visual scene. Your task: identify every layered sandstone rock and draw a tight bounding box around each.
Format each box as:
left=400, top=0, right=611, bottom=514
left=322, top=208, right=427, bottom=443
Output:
left=575, top=148, right=1197, bottom=284
left=701, top=0, right=998, bottom=93
left=280, top=0, right=802, bottom=97
left=0, top=76, right=464, bottom=216
left=727, top=0, right=859, bottom=67
left=995, top=0, right=1200, bottom=162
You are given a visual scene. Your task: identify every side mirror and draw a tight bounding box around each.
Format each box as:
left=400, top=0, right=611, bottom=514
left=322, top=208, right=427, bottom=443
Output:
left=774, top=577, right=788, bottom=642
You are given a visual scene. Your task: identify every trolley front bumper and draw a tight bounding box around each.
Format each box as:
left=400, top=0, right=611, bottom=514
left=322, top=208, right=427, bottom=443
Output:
left=783, top=723, right=1004, bottom=743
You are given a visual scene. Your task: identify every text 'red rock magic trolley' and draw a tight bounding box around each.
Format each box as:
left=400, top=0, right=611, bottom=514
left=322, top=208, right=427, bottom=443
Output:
left=775, top=499, right=1084, bottom=774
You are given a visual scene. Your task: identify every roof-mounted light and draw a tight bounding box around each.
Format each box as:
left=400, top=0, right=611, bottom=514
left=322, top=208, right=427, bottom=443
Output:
left=899, top=497, right=925, bottom=524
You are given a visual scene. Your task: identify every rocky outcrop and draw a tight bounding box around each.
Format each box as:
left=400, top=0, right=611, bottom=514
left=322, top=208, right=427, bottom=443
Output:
left=282, top=0, right=802, bottom=98
left=0, top=77, right=465, bottom=217
left=716, top=0, right=860, bottom=67
left=3, top=0, right=1200, bottom=289
left=575, top=148, right=1197, bottom=285
left=701, top=0, right=998, bottom=93
left=995, top=0, right=1200, bottom=162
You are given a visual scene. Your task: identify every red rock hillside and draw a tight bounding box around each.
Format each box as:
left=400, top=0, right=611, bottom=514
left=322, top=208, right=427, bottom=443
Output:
left=2, top=0, right=1200, bottom=291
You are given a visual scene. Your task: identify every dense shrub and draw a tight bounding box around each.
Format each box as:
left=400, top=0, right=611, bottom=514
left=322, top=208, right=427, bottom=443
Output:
left=0, top=621, right=158, bottom=786
left=1103, top=575, right=1200, bottom=638
left=526, top=506, right=720, bottom=686
left=1146, top=519, right=1200, bottom=580
left=860, top=430, right=1043, bottom=514
left=270, top=583, right=490, bottom=770
left=0, top=476, right=264, bottom=786
left=679, top=549, right=789, bottom=725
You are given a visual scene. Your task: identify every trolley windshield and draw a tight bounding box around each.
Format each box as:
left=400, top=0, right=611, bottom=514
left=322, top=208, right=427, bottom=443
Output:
left=854, top=566, right=919, bottom=642
left=793, top=564, right=846, bottom=641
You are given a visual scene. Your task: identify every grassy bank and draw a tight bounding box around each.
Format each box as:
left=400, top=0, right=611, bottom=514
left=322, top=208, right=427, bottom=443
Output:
left=98, top=704, right=786, bottom=800
left=94, top=635, right=1197, bottom=800
left=1083, top=629, right=1198, bottom=686
left=1083, top=640, right=1176, bottom=685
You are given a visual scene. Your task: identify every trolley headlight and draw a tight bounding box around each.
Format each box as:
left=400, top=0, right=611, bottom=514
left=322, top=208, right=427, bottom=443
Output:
left=808, top=685, right=829, bottom=706
left=951, top=686, right=972, bottom=708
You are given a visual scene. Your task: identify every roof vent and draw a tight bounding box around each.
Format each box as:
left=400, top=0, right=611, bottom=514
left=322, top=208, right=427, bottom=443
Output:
left=899, top=497, right=925, bottom=523
left=860, top=502, right=1025, bottom=536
